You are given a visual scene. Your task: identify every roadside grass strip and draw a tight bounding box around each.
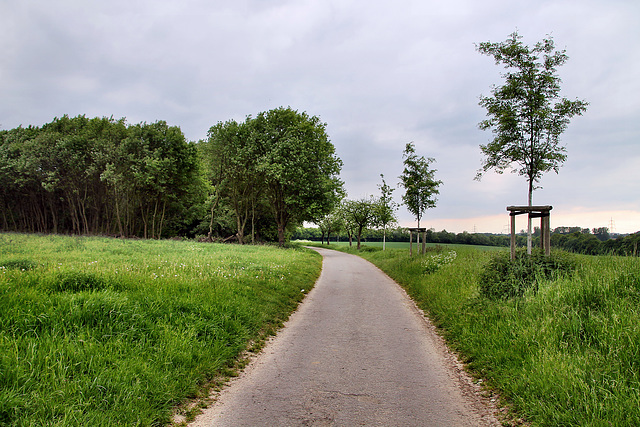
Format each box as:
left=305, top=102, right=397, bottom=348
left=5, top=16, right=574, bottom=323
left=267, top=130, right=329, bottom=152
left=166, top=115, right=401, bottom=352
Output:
left=338, top=244, right=640, bottom=426
left=0, top=233, right=321, bottom=426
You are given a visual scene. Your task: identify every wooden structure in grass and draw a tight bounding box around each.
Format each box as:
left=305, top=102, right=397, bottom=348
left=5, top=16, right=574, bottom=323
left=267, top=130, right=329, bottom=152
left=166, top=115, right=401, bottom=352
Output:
left=507, top=205, right=552, bottom=260
left=408, top=227, right=427, bottom=255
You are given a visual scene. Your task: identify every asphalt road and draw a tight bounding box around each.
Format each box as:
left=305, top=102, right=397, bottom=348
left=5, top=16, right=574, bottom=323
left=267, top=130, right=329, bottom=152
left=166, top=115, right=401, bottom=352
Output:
left=190, top=247, right=498, bottom=426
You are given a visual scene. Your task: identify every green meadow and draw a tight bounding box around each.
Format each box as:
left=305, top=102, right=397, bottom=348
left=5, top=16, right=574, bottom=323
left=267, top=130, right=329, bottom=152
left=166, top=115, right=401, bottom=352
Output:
left=336, top=243, right=640, bottom=426
left=0, top=233, right=321, bottom=426
left=3, top=234, right=639, bottom=426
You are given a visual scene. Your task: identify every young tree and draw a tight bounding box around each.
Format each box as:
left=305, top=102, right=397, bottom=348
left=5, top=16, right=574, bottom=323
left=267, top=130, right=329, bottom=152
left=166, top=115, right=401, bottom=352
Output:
left=316, top=211, right=343, bottom=245
left=475, top=32, right=588, bottom=253
left=399, top=142, right=442, bottom=230
left=341, top=197, right=377, bottom=250
left=374, top=174, right=398, bottom=250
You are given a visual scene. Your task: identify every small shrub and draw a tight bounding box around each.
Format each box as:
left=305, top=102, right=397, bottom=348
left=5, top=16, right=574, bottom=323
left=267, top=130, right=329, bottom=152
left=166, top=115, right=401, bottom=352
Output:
left=479, top=249, right=576, bottom=300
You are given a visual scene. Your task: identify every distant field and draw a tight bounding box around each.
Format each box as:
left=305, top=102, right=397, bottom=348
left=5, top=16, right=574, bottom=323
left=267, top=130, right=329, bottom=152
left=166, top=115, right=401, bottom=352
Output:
left=295, top=240, right=505, bottom=251
left=0, top=233, right=322, bottom=426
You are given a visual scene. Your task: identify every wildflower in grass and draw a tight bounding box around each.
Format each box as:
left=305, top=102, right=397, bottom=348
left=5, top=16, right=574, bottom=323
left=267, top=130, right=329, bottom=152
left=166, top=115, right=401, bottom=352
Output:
left=423, top=250, right=457, bottom=274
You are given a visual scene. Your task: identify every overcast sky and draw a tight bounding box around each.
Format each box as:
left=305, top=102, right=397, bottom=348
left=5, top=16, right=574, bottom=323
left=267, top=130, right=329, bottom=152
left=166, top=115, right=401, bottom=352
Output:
left=2, top=0, right=639, bottom=233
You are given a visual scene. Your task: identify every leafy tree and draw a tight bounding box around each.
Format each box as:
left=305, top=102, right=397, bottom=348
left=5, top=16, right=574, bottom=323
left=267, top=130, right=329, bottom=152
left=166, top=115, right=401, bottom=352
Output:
left=475, top=31, right=588, bottom=253
left=592, top=227, right=610, bottom=242
left=316, top=211, right=343, bottom=245
left=341, top=197, right=378, bottom=250
left=399, top=142, right=442, bottom=229
left=202, top=119, right=262, bottom=244
left=374, top=174, right=398, bottom=250
left=252, top=107, right=344, bottom=246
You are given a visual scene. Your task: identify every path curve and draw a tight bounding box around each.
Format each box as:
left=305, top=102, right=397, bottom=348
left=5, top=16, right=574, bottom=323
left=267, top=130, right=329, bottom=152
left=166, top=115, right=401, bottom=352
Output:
left=190, top=247, right=499, bottom=426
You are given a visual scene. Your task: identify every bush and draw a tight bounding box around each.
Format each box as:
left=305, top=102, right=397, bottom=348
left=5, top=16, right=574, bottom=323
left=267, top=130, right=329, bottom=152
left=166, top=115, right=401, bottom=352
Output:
left=479, top=249, right=576, bottom=300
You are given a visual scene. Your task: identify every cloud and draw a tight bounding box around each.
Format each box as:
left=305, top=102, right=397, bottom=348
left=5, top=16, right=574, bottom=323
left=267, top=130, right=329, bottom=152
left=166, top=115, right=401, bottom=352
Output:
left=1, top=0, right=638, bottom=233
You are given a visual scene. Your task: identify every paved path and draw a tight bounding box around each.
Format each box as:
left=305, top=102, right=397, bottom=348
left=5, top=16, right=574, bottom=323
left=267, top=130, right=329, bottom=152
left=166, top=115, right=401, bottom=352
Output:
left=190, top=247, right=497, bottom=426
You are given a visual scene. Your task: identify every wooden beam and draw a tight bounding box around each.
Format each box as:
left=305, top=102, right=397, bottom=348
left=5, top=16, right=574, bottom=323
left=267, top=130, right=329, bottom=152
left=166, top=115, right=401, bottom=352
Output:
left=510, top=213, right=516, bottom=260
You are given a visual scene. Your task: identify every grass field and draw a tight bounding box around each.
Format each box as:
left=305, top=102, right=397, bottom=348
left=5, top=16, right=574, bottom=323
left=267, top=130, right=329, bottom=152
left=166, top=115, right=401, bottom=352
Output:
left=0, top=233, right=322, bottom=426
left=294, top=240, right=504, bottom=251
left=329, top=244, right=640, bottom=426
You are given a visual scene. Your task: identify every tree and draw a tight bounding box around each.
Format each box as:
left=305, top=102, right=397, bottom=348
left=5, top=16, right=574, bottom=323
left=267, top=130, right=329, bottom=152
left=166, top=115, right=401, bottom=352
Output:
left=253, top=107, right=344, bottom=246
left=475, top=32, right=588, bottom=253
left=399, top=142, right=442, bottom=229
left=341, top=197, right=377, bottom=250
left=316, top=211, right=343, bottom=245
left=374, top=174, right=398, bottom=250
left=203, top=119, right=262, bottom=244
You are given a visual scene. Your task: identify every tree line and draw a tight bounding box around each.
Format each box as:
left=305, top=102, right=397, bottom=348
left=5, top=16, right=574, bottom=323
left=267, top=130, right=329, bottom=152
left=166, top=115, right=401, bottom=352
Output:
left=0, top=108, right=344, bottom=245
left=294, top=225, right=640, bottom=256
left=0, top=115, right=205, bottom=238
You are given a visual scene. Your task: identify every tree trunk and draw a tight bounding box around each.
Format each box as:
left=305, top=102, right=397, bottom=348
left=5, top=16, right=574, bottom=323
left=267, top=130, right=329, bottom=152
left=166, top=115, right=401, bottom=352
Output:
left=277, top=223, right=285, bottom=247
left=383, top=227, right=387, bottom=251
left=527, top=179, right=533, bottom=255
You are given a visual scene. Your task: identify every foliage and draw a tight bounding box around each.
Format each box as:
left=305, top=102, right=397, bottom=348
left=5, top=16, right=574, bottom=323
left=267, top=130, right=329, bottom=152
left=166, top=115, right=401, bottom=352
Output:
left=199, top=107, right=344, bottom=246
left=339, top=197, right=378, bottom=249
left=350, top=246, right=640, bottom=426
left=315, top=211, right=343, bottom=245
left=475, top=32, right=588, bottom=204
left=374, top=174, right=398, bottom=250
left=398, top=142, right=441, bottom=228
left=201, top=118, right=264, bottom=243
left=0, top=233, right=321, bottom=426
left=478, top=249, right=577, bottom=299
left=0, top=115, right=206, bottom=238
left=254, top=107, right=344, bottom=245
left=552, top=230, right=640, bottom=256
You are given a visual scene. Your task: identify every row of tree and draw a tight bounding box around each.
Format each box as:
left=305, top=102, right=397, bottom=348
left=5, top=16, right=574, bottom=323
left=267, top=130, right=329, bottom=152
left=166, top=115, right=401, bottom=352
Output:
left=0, top=108, right=345, bottom=245
left=0, top=115, right=205, bottom=238
left=310, top=142, right=442, bottom=250
left=294, top=225, right=640, bottom=256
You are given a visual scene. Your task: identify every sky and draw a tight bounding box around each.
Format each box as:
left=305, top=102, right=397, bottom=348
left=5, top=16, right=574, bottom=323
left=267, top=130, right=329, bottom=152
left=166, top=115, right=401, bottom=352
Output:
left=1, top=0, right=639, bottom=234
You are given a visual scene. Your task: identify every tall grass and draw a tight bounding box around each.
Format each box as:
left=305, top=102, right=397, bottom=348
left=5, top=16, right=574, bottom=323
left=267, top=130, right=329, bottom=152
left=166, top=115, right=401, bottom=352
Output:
left=0, top=233, right=321, bottom=426
left=346, top=244, right=640, bottom=426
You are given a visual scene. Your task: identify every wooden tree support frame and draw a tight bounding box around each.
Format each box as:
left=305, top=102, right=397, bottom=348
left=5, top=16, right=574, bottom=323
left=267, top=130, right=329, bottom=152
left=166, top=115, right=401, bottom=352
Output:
left=408, top=227, right=427, bottom=255
left=507, top=205, right=553, bottom=260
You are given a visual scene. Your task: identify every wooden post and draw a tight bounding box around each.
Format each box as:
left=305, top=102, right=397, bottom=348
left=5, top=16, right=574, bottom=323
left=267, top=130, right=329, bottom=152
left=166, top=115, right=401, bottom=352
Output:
left=510, top=213, right=516, bottom=260
left=543, top=214, right=551, bottom=256
left=409, top=230, right=413, bottom=256
left=507, top=206, right=552, bottom=259
left=421, top=230, right=426, bottom=255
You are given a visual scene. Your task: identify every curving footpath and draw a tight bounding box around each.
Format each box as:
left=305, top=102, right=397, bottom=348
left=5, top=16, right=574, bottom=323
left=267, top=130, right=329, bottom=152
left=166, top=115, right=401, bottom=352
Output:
left=190, top=247, right=499, bottom=426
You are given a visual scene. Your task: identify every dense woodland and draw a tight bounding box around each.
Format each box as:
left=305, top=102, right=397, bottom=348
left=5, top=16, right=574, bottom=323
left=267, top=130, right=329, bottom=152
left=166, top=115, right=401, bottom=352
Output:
left=0, top=115, right=205, bottom=238
left=0, top=110, right=343, bottom=244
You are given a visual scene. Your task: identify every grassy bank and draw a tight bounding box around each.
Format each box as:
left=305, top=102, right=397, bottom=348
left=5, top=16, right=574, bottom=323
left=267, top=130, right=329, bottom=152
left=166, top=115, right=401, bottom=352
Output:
left=332, top=244, right=640, bottom=426
left=0, top=233, right=321, bottom=426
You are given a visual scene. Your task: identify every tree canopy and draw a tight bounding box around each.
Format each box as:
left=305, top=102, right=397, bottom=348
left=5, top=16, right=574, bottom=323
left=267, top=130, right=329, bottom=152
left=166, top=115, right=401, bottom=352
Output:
left=199, top=107, right=344, bottom=245
left=0, top=115, right=205, bottom=238
left=399, top=142, right=441, bottom=229
left=475, top=31, right=588, bottom=252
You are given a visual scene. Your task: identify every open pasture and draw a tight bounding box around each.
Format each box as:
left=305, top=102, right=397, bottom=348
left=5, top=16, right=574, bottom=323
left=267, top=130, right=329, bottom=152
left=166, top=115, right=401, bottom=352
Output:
left=0, top=233, right=321, bottom=426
